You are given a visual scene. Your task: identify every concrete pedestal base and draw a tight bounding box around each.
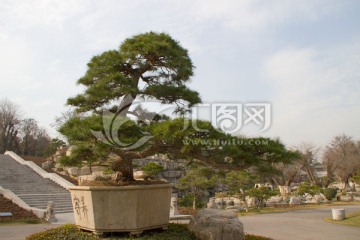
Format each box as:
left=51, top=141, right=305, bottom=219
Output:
left=332, top=208, right=345, bottom=221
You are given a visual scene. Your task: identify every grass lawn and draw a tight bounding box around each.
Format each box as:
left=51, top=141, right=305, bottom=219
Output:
left=324, top=210, right=360, bottom=228
left=238, top=201, right=360, bottom=216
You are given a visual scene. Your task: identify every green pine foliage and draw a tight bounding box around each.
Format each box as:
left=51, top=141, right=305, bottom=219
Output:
left=67, top=32, right=200, bottom=114
left=141, top=162, right=165, bottom=178
left=26, top=224, right=272, bottom=240
left=246, top=187, right=277, bottom=208
left=26, top=224, right=100, bottom=240
left=297, top=183, right=323, bottom=196
left=225, top=170, right=258, bottom=198
left=178, top=194, right=205, bottom=209
left=351, top=169, right=360, bottom=185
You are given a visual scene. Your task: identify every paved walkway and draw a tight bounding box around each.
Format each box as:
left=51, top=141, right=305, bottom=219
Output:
left=0, top=213, right=74, bottom=240
left=1, top=206, right=360, bottom=240
left=240, top=205, right=360, bottom=240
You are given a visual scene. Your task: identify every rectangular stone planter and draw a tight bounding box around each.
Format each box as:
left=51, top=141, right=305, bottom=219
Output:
left=69, top=184, right=172, bottom=235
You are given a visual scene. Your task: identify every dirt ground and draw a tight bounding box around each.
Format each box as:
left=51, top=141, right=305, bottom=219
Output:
left=0, top=195, right=39, bottom=222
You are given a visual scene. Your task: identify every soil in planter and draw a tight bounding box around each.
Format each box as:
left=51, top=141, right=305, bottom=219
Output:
left=80, top=179, right=169, bottom=187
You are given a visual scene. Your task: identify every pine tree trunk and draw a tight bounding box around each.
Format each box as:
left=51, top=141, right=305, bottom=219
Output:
left=111, top=158, right=134, bottom=182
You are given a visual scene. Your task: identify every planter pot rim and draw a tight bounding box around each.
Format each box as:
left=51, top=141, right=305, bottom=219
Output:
left=69, top=183, right=173, bottom=191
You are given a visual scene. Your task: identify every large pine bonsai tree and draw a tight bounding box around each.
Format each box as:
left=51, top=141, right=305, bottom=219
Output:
left=59, top=32, right=298, bottom=184
left=60, top=32, right=201, bottom=182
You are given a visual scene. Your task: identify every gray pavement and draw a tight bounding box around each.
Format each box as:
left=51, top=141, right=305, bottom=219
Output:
left=0, top=212, right=75, bottom=240
left=240, top=205, right=360, bottom=240
left=1, top=206, right=360, bottom=240
left=0, top=224, right=56, bottom=240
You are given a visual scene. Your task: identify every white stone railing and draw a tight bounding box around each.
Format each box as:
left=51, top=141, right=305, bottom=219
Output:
left=4, top=151, right=74, bottom=189
left=0, top=186, right=46, bottom=218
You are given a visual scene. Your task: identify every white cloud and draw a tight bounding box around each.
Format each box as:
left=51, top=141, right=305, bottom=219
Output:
left=0, top=0, right=358, bottom=148
left=262, top=42, right=360, bottom=146
left=1, top=0, right=88, bottom=28
left=188, top=0, right=341, bottom=32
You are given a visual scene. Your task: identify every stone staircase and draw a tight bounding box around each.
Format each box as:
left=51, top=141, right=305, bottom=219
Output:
left=0, top=154, right=73, bottom=213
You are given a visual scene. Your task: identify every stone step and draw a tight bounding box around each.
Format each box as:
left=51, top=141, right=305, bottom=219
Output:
left=0, top=154, right=73, bottom=214
left=10, top=189, right=68, bottom=192
left=19, top=199, right=72, bottom=204
left=19, top=198, right=72, bottom=203
left=55, top=209, right=74, bottom=214
left=27, top=203, right=72, bottom=208
left=11, top=191, right=69, bottom=195
left=18, top=193, right=71, bottom=197
left=28, top=203, right=73, bottom=208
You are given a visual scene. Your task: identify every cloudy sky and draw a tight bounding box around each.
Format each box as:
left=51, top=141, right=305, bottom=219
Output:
left=0, top=0, right=359, bottom=149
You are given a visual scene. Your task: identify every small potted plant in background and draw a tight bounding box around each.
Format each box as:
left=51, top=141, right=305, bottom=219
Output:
left=141, top=162, right=165, bottom=180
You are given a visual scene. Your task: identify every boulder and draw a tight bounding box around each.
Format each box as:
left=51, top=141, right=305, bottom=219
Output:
left=313, top=194, right=323, bottom=203
left=289, top=197, right=301, bottom=205
left=311, top=198, right=320, bottom=204
left=133, top=171, right=148, bottom=180
left=245, top=197, right=257, bottom=207
left=78, top=167, right=91, bottom=176
left=162, top=170, right=182, bottom=178
left=207, top=198, right=218, bottom=209
left=225, top=206, right=244, bottom=212
left=67, top=167, right=79, bottom=176
left=227, top=200, right=235, bottom=206
left=42, top=161, right=54, bottom=171
left=269, top=196, right=283, bottom=203
left=188, top=209, right=244, bottom=240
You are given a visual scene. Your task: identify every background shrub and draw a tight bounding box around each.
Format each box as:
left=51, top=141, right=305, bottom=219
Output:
left=323, top=188, right=337, bottom=201
left=26, top=223, right=272, bottom=240
left=178, top=194, right=205, bottom=209
left=297, top=183, right=323, bottom=196
left=26, top=224, right=99, bottom=240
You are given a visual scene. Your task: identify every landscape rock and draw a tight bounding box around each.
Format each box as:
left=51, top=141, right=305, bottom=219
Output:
left=225, top=206, right=244, bottom=212
left=162, top=170, right=182, bottom=178
left=289, top=197, right=301, bottom=205
left=269, top=196, right=283, bottom=203
left=188, top=209, right=245, bottom=240
left=42, top=161, right=54, bottom=171
left=207, top=198, right=218, bottom=209
left=133, top=171, right=148, bottom=180
left=245, top=197, right=257, bottom=207
left=227, top=200, right=235, bottom=206
left=67, top=167, right=79, bottom=176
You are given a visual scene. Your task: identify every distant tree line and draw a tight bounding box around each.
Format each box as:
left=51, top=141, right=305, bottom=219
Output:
left=0, top=98, right=52, bottom=156
left=266, top=134, right=360, bottom=191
